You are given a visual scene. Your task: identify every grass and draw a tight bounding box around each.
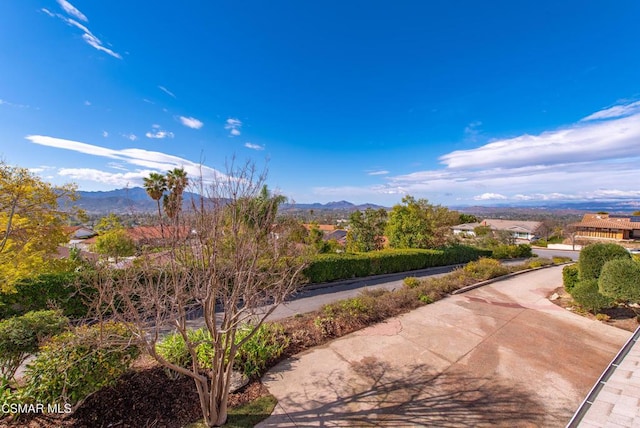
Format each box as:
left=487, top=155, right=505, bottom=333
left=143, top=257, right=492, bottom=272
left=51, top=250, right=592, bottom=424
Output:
left=185, top=393, right=277, bottom=427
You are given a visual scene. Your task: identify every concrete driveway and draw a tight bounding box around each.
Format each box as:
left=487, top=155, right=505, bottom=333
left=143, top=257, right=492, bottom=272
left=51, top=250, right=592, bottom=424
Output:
left=258, top=266, right=631, bottom=427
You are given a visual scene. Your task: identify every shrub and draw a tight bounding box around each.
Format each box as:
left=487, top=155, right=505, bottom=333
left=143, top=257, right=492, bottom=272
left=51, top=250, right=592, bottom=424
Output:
left=463, top=258, right=509, bottom=280
left=563, top=264, right=579, bottom=292
left=303, top=246, right=490, bottom=283
left=0, top=310, right=68, bottom=381
left=570, top=279, right=614, bottom=314
left=598, top=259, right=640, bottom=303
left=491, top=244, right=532, bottom=260
left=523, top=257, right=553, bottom=269
left=234, top=323, right=289, bottom=378
left=22, top=322, right=139, bottom=408
left=403, top=277, right=420, bottom=288
left=553, top=256, right=573, bottom=264
left=156, top=323, right=288, bottom=379
left=0, top=271, right=91, bottom=320
left=578, top=243, right=631, bottom=281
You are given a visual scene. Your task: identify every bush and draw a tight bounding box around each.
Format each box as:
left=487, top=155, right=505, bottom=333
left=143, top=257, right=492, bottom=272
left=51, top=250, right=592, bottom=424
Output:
left=403, top=277, right=420, bottom=288
left=156, top=323, right=288, bottom=379
left=553, top=256, right=573, bottom=264
left=563, top=264, right=579, bottom=292
left=578, top=243, right=631, bottom=281
left=463, top=258, right=509, bottom=280
left=570, top=279, right=614, bottom=314
left=303, top=246, right=491, bottom=283
left=0, top=271, right=91, bottom=320
left=0, top=310, right=68, bottom=381
left=491, top=244, right=532, bottom=260
left=523, top=257, right=553, bottom=269
left=22, top=322, right=139, bottom=408
left=598, top=259, right=640, bottom=303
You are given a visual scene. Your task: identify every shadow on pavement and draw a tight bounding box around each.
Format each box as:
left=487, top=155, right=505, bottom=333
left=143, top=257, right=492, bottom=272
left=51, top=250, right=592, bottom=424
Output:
left=263, top=356, right=552, bottom=427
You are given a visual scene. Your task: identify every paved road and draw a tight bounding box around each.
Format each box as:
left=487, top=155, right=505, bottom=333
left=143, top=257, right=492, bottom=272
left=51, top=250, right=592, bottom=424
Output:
left=533, top=247, right=580, bottom=260
left=258, top=266, right=630, bottom=427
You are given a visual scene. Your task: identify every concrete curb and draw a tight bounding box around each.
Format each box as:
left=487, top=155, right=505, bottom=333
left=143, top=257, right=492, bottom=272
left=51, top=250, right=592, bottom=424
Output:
left=451, top=262, right=571, bottom=295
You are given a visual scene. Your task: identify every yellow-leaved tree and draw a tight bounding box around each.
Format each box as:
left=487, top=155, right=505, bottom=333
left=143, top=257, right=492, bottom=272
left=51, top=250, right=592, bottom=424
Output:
left=0, top=162, right=76, bottom=292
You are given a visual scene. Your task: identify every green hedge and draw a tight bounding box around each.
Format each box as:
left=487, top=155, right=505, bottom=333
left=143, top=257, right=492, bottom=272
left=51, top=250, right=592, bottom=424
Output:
left=491, top=244, right=533, bottom=259
left=303, top=246, right=491, bottom=283
left=570, top=279, right=614, bottom=314
left=0, top=272, right=91, bottom=320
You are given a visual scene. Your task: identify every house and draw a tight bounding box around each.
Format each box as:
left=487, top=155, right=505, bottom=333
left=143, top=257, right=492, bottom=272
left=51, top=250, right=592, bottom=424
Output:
left=570, top=214, right=640, bottom=241
left=451, top=219, right=543, bottom=242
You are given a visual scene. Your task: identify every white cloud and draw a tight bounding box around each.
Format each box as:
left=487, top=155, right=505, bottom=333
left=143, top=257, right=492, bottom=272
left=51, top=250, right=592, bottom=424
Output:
left=44, top=8, right=122, bottom=59
left=122, top=133, right=137, bottom=141
left=464, top=121, right=482, bottom=142
left=84, top=100, right=91, bottom=106
left=225, top=118, right=242, bottom=136
left=102, top=131, right=108, bottom=137
left=179, top=116, right=203, bottom=129
left=473, top=193, right=507, bottom=201
left=158, top=86, right=176, bottom=98
left=313, top=101, right=640, bottom=204
left=244, top=142, right=264, bottom=151
left=0, top=99, right=29, bottom=108
left=145, top=131, right=174, bottom=139
left=58, top=168, right=156, bottom=187
left=581, top=100, right=640, bottom=121
left=25, top=135, right=227, bottom=185
left=367, top=170, right=389, bottom=176
left=56, top=0, right=87, bottom=22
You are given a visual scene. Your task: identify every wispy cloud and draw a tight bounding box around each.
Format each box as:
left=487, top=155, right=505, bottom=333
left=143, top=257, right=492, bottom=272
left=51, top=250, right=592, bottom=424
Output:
left=581, top=100, right=640, bottom=121
left=225, top=118, right=242, bottom=136
left=367, top=170, right=389, bottom=176
left=244, top=142, right=264, bottom=151
left=474, top=193, right=507, bottom=201
left=158, top=86, right=176, bottom=98
left=464, top=121, right=482, bottom=142
left=56, top=0, right=87, bottom=22
left=84, top=100, right=91, bottom=106
left=43, top=3, right=121, bottom=59
left=313, top=100, right=640, bottom=204
left=122, top=133, right=137, bottom=141
left=0, top=99, right=29, bottom=108
left=102, top=131, right=109, bottom=138
left=58, top=168, right=157, bottom=187
left=26, top=135, right=227, bottom=185
left=178, top=116, right=203, bottom=129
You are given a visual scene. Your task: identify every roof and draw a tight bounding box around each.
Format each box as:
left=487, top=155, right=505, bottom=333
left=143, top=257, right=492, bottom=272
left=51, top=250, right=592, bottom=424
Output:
left=451, top=219, right=542, bottom=234
left=451, top=222, right=481, bottom=231
left=571, top=219, right=636, bottom=231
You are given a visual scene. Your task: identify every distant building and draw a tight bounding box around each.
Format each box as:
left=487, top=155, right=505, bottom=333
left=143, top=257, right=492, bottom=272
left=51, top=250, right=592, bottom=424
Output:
left=451, top=219, right=543, bottom=242
left=570, top=214, right=640, bottom=241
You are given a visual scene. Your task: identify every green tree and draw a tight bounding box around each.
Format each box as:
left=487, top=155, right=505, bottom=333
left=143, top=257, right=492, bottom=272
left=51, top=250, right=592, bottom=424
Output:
left=0, top=162, right=76, bottom=292
left=93, top=229, right=135, bottom=262
left=578, top=242, right=630, bottom=281
left=385, top=196, right=459, bottom=249
left=346, top=208, right=387, bottom=252
left=458, top=213, right=479, bottom=224
left=94, top=213, right=124, bottom=233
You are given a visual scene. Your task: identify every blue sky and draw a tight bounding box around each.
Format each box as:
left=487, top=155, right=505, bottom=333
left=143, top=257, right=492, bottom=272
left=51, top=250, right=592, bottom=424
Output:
left=1, top=1, right=640, bottom=206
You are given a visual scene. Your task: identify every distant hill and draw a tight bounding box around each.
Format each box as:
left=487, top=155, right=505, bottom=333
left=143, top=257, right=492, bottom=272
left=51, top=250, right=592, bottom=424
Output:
left=74, top=188, right=387, bottom=215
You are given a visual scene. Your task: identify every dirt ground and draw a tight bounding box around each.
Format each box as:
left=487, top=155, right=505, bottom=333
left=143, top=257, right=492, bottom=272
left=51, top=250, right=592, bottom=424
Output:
left=549, top=286, right=639, bottom=332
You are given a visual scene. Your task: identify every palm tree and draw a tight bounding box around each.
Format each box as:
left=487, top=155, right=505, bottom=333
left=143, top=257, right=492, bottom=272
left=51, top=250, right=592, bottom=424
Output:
left=143, top=172, right=167, bottom=238
left=143, top=172, right=167, bottom=220
left=164, top=168, right=188, bottom=222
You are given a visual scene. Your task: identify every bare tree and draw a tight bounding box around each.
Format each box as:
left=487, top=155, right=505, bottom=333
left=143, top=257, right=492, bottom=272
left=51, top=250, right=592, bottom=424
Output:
left=91, top=162, right=308, bottom=426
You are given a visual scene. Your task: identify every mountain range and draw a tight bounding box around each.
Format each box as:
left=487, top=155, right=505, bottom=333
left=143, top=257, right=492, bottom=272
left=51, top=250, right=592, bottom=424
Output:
left=74, top=188, right=639, bottom=216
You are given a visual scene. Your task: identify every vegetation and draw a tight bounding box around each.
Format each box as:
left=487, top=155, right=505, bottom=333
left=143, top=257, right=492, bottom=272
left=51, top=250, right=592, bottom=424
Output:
left=598, top=258, right=640, bottom=305
left=94, top=163, right=308, bottom=427
left=0, top=310, right=68, bottom=381
left=346, top=208, right=387, bottom=252
left=0, top=161, right=77, bottom=292
left=385, top=195, right=459, bottom=249
left=562, top=264, right=579, bottom=292
left=303, top=246, right=491, bottom=283
left=570, top=279, right=614, bottom=314
left=93, top=228, right=136, bottom=261
left=22, top=322, right=139, bottom=410
left=0, top=271, right=90, bottom=320
left=578, top=242, right=631, bottom=281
